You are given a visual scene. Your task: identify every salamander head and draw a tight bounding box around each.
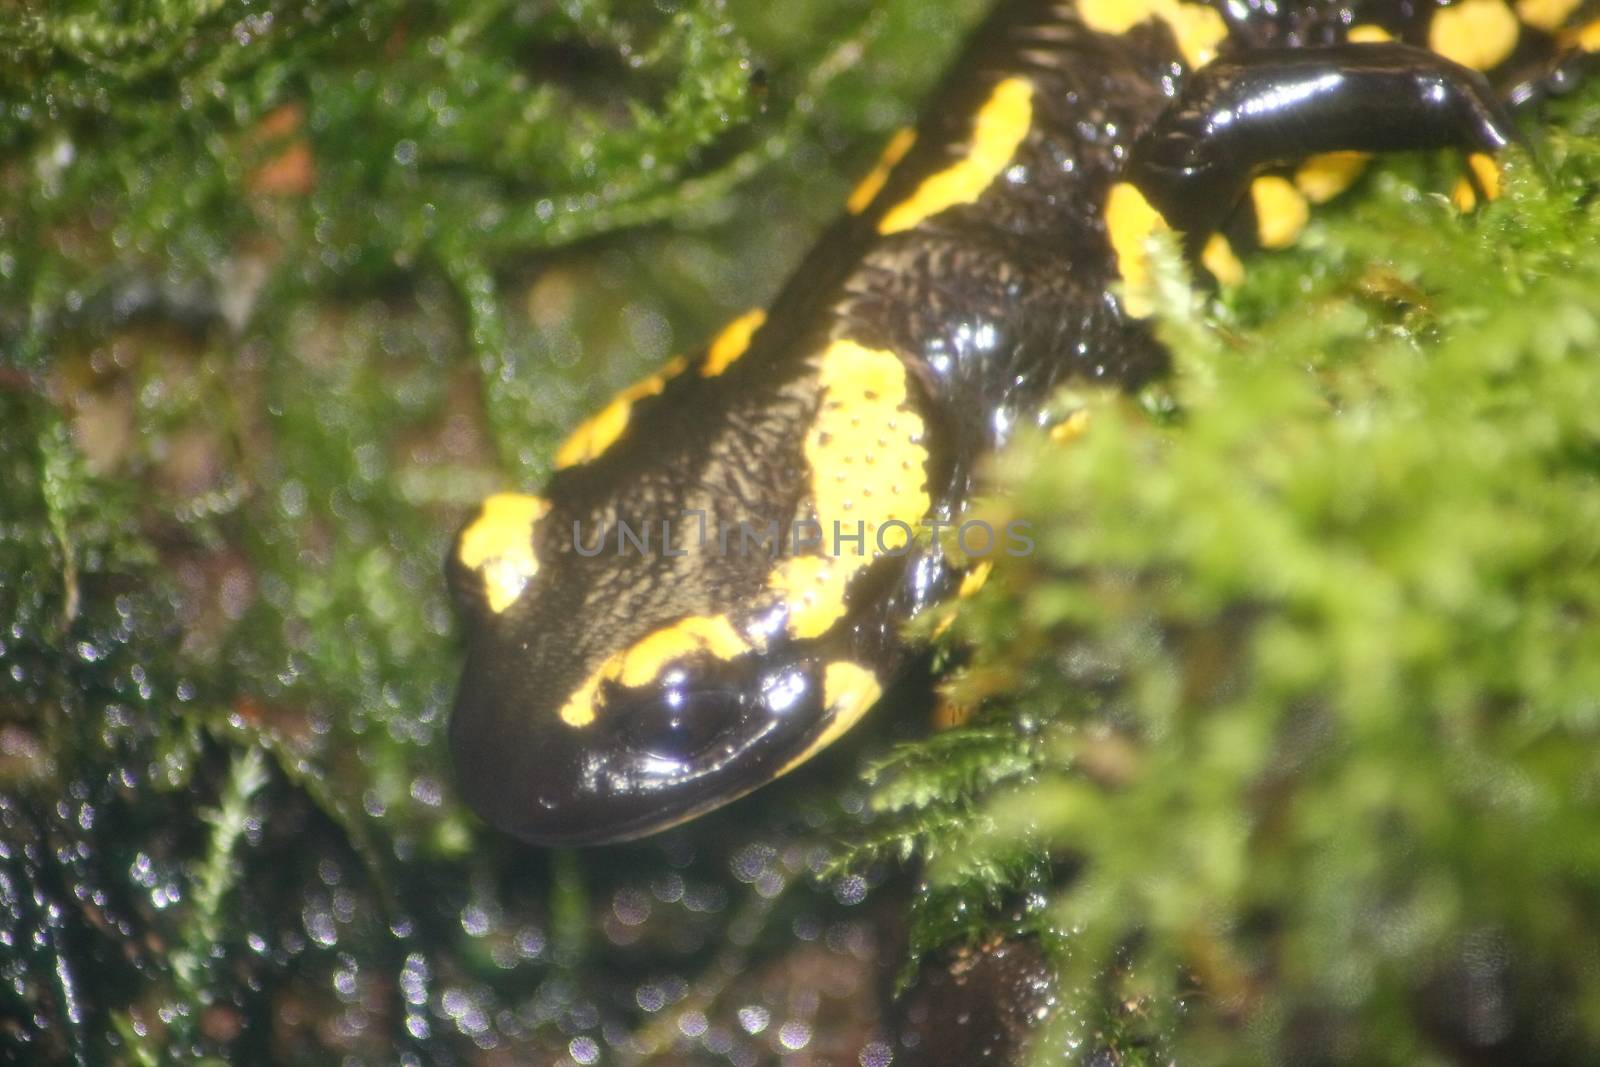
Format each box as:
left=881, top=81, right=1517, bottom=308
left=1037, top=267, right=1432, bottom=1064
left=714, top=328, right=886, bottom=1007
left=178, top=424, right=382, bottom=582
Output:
left=446, top=325, right=934, bottom=844
left=444, top=441, right=889, bottom=845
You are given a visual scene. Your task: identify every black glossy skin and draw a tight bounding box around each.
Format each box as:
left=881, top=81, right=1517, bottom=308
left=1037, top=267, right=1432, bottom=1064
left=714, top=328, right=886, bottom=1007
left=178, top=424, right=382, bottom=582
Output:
left=1134, top=42, right=1518, bottom=240
left=449, top=0, right=1591, bottom=845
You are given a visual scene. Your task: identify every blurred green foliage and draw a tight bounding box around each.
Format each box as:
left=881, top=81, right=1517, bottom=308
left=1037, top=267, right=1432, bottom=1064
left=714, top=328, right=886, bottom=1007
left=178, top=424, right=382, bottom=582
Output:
left=4, top=0, right=1600, bottom=1063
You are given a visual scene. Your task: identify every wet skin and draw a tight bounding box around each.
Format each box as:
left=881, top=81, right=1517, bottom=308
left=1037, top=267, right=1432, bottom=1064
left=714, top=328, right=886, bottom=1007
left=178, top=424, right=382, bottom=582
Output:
left=447, top=0, right=1598, bottom=844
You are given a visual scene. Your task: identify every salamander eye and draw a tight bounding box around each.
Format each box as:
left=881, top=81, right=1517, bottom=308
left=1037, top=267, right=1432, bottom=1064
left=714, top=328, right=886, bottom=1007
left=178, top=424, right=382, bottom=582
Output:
left=617, top=679, right=749, bottom=763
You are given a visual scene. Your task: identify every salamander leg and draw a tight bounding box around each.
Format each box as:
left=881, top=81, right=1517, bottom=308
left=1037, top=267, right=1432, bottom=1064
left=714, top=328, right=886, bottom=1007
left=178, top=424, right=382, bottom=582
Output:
left=1505, top=38, right=1600, bottom=108
left=1126, top=43, right=1521, bottom=251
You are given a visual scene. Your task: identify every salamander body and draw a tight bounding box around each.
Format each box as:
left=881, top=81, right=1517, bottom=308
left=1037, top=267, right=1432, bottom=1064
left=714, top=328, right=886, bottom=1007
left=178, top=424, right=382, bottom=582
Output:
left=448, top=0, right=1596, bottom=844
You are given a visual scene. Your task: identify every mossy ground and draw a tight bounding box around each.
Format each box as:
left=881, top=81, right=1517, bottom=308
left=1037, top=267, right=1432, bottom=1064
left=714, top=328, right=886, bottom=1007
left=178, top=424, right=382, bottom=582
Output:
left=4, top=1, right=1600, bottom=1063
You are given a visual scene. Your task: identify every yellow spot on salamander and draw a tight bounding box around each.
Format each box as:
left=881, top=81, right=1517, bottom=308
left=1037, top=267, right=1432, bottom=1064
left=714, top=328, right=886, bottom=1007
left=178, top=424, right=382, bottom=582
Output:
left=1105, top=182, right=1169, bottom=319
left=1429, top=0, right=1520, bottom=71
left=1516, top=0, right=1583, bottom=31
left=879, top=78, right=1033, bottom=235
left=1250, top=175, right=1311, bottom=250
left=558, top=615, right=751, bottom=728
left=1107, top=184, right=1245, bottom=314
left=767, top=340, right=931, bottom=639
left=700, top=309, right=767, bottom=377
left=774, top=661, right=884, bottom=778
left=1078, top=0, right=1145, bottom=34
left=1452, top=152, right=1503, bottom=211
left=1295, top=151, right=1371, bottom=204
left=553, top=355, right=688, bottom=469
left=1200, top=234, right=1245, bottom=287
left=847, top=127, right=917, bottom=214
left=1469, top=153, right=1503, bottom=199
left=613, top=617, right=749, bottom=687
left=1565, top=17, right=1600, bottom=50
left=1346, top=23, right=1394, bottom=43
left=1164, top=2, right=1229, bottom=66
left=1077, top=0, right=1157, bottom=35
left=457, top=493, right=551, bottom=614
left=1078, top=0, right=1229, bottom=66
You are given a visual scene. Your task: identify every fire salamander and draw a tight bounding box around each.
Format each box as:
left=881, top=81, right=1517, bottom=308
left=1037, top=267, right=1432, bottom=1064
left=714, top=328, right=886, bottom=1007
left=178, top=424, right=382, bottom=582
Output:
left=448, top=0, right=1599, bottom=844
